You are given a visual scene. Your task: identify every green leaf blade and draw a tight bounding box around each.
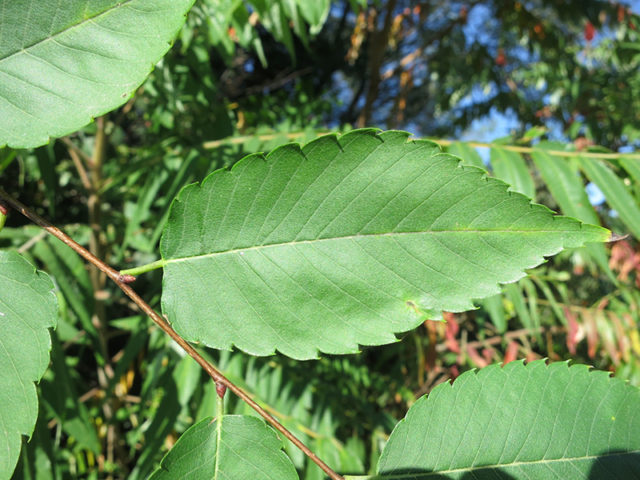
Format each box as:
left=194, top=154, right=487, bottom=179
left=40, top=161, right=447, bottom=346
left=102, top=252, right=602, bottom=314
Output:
left=446, top=141, right=486, bottom=169
left=377, top=361, right=640, bottom=479
left=0, top=251, right=57, bottom=479
left=579, top=155, right=640, bottom=239
left=489, top=147, right=535, bottom=198
left=531, top=148, right=614, bottom=278
left=161, top=130, right=609, bottom=359
left=149, top=415, right=298, bottom=480
left=0, top=0, right=195, bottom=148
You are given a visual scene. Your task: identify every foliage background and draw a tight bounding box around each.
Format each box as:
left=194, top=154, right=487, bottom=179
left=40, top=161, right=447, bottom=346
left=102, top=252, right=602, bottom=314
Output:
left=2, top=0, right=640, bottom=478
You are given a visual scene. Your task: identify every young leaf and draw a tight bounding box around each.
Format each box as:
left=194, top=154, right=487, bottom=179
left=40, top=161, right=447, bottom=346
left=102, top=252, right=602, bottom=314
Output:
left=0, top=251, right=57, bottom=479
left=0, top=0, right=195, bottom=149
left=149, top=415, right=298, bottom=480
left=160, top=130, right=609, bottom=359
left=376, top=361, right=640, bottom=479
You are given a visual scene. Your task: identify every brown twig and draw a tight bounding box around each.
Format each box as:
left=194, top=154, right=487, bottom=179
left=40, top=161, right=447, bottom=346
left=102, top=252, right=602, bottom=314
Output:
left=60, top=136, right=93, bottom=166
left=0, top=189, right=343, bottom=480
left=66, top=144, right=92, bottom=191
left=436, top=325, right=566, bottom=353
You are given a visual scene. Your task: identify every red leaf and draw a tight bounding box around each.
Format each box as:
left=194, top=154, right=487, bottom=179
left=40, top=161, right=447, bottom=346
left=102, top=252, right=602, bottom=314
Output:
left=584, top=21, right=596, bottom=42
left=564, top=306, right=580, bottom=355
left=503, top=341, right=519, bottom=365
left=444, top=312, right=460, bottom=353
left=618, top=5, right=626, bottom=23
left=466, top=345, right=488, bottom=367
left=583, top=311, right=599, bottom=359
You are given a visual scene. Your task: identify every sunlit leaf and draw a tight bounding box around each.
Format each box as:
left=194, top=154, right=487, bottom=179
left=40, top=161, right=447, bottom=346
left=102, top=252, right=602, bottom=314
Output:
left=0, top=251, right=57, bottom=479
left=376, top=360, right=640, bottom=479
left=0, top=0, right=194, bottom=148
left=160, top=130, right=609, bottom=359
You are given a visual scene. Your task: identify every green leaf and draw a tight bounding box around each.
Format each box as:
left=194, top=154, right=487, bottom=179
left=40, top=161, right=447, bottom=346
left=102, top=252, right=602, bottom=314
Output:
left=579, top=156, right=640, bottom=239
left=0, top=207, right=6, bottom=232
left=0, top=251, right=57, bottom=479
left=480, top=294, right=506, bottom=333
left=489, top=147, right=535, bottom=198
left=0, top=0, right=195, bottom=148
left=445, top=141, right=485, bottom=169
left=129, top=369, right=181, bottom=480
left=376, top=361, right=640, bottom=479
left=531, top=149, right=598, bottom=224
left=160, top=130, right=609, bottom=359
left=619, top=156, right=640, bottom=187
left=531, top=147, right=613, bottom=279
left=296, top=0, right=330, bottom=34
left=519, top=126, right=547, bottom=143
left=39, top=334, right=101, bottom=455
left=149, top=415, right=298, bottom=480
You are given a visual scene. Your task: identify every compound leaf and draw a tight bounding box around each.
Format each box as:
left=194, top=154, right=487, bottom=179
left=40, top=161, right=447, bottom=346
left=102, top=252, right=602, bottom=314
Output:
left=160, top=130, right=609, bottom=359
left=0, top=251, right=57, bottom=479
left=0, top=0, right=194, bottom=148
left=376, top=360, right=640, bottom=479
left=149, top=415, right=298, bottom=480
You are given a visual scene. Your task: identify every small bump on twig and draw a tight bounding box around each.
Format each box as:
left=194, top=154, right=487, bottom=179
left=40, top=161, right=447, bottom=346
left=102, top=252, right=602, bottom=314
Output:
left=118, top=274, right=137, bottom=284
left=216, top=382, right=227, bottom=399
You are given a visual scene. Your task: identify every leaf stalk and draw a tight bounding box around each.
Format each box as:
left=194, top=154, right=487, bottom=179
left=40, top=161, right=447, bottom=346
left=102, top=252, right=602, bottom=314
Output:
left=120, top=259, right=167, bottom=276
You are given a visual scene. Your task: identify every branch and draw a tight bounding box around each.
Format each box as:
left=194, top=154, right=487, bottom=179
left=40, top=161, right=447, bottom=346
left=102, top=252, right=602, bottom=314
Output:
left=60, top=136, right=92, bottom=166
left=357, top=0, right=398, bottom=127
left=65, top=144, right=92, bottom=191
left=0, top=189, right=344, bottom=480
left=201, top=129, right=640, bottom=160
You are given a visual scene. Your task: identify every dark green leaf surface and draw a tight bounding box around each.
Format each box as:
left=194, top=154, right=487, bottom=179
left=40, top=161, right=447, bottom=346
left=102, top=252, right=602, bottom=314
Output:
left=0, top=251, right=57, bottom=479
left=377, top=360, right=640, bottom=479
left=160, top=130, right=609, bottom=359
left=149, top=415, right=298, bottom=480
left=0, top=0, right=194, bottom=148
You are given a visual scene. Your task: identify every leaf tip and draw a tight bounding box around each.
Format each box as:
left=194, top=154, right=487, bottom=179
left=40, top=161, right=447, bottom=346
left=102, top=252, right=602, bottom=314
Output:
left=607, top=232, right=629, bottom=243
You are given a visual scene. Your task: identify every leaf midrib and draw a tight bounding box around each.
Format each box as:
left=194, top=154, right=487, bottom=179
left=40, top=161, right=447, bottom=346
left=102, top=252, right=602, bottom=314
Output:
left=376, top=449, right=640, bottom=479
left=163, top=228, right=595, bottom=264
left=0, top=0, right=134, bottom=62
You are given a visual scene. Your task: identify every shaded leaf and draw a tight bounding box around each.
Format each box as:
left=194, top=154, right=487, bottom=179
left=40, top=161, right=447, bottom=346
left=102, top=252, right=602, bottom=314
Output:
left=0, top=0, right=195, bottom=148
left=480, top=294, right=506, bottom=333
left=149, top=415, right=298, bottom=480
left=376, top=361, right=640, bottom=479
left=0, top=251, right=57, bottom=479
left=160, top=130, right=609, bottom=359
left=39, top=334, right=100, bottom=455
left=129, top=369, right=181, bottom=480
